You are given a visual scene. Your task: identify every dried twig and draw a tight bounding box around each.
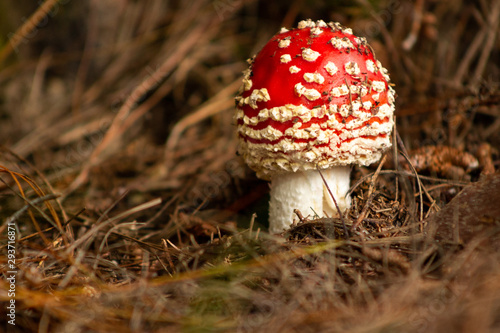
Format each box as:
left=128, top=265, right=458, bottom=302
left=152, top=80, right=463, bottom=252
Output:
left=471, top=0, right=500, bottom=86
left=318, top=169, right=349, bottom=238
left=352, top=154, right=387, bottom=230
left=164, top=79, right=241, bottom=172
left=65, top=18, right=215, bottom=196
left=402, top=0, right=425, bottom=50
left=0, top=0, right=64, bottom=65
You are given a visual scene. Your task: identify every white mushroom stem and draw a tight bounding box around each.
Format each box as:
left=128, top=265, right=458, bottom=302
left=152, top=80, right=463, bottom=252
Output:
left=268, top=166, right=352, bottom=234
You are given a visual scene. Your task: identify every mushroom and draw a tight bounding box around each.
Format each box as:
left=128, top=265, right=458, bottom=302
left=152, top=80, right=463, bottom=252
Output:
left=235, top=19, right=395, bottom=234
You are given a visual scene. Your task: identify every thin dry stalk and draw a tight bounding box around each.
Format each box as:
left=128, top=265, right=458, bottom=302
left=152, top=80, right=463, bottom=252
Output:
left=352, top=154, right=387, bottom=230
left=0, top=0, right=64, bottom=65
left=65, top=21, right=214, bottom=196
left=471, top=0, right=500, bottom=86
left=318, top=169, right=349, bottom=238
left=164, top=79, right=241, bottom=172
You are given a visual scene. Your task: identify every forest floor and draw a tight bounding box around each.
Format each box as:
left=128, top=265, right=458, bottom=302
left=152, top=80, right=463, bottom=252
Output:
left=0, top=1, right=499, bottom=332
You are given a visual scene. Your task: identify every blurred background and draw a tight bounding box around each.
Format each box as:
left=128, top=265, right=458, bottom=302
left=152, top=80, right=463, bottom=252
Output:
left=1, top=0, right=498, bottom=217
left=0, top=1, right=499, bottom=332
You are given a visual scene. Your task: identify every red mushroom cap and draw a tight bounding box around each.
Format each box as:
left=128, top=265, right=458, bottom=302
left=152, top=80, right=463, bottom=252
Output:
left=235, top=19, right=395, bottom=180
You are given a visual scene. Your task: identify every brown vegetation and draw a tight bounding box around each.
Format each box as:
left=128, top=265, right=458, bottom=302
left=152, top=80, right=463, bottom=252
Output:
left=0, top=1, right=499, bottom=332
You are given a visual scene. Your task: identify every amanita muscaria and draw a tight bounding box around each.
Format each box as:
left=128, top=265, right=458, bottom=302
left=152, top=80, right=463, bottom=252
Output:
left=235, top=19, right=395, bottom=234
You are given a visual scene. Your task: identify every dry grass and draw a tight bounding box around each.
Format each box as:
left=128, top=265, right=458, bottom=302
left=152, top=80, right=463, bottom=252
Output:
left=0, top=0, right=499, bottom=332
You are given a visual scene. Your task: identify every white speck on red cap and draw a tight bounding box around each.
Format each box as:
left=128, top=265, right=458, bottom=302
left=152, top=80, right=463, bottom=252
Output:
left=310, top=27, right=323, bottom=36
left=345, top=61, right=360, bottom=76
left=331, top=84, right=349, bottom=97
left=349, top=85, right=361, bottom=95
left=388, top=86, right=396, bottom=104
left=366, top=59, right=376, bottom=73
left=303, top=72, right=325, bottom=84
left=324, top=62, right=338, bottom=76
left=354, top=36, right=367, bottom=45
left=298, top=19, right=316, bottom=29
left=327, top=104, right=338, bottom=115
left=301, top=48, right=321, bottom=62
left=327, top=21, right=353, bottom=34
left=247, top=88, right=270, bottom=109
left=316, top=20, right=327, bottom=28
left=280, top=54, right=291, bottom=63
left=294, top=83, right=321, bottom=101
left=371, top=80, right=386, bottom=92
left=377, top=60, right=391, bottom=81
left=330, top=37, right=355, bottom=49
left=278, top=39, right=291, bottom=48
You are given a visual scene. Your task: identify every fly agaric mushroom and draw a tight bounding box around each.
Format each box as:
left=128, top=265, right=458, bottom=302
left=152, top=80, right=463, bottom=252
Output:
left=235, top=19, right=395, bottom=234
